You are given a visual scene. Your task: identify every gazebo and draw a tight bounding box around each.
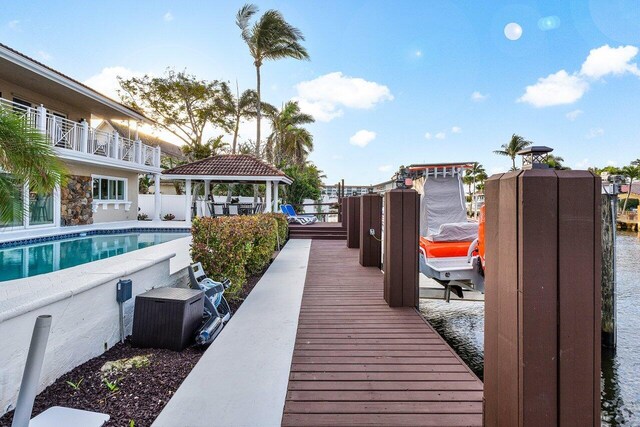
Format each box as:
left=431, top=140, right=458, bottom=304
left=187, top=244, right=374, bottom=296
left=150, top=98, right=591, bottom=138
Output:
left=161, top=154, right=293, bottom=221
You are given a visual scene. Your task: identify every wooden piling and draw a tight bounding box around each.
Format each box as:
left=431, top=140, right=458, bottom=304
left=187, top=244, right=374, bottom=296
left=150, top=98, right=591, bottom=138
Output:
left=359, top=194, right=382, bottom=268
left=383, top=189, right=419, bottom=307
left=346, top=196, right=361, bottom=248
left=484, top=169, right=601, bottom=426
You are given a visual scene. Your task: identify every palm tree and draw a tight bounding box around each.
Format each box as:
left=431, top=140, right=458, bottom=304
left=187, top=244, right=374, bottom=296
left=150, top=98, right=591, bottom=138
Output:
left=494, top=134, right=533, bottom=171
left=621, top=164, right=640, bottom=212
left=236, top=4, right=309, bottom=157
left=265, top=101, right=314, bottom=167
left=0, top=107, right=66, bottom=224
left=545, top=154, right=570, bottom=170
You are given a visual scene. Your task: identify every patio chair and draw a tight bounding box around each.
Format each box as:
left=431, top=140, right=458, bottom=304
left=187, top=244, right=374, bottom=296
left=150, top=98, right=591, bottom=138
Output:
left=227, top=204, right=239, bottom=216
left=188, top=262, right=232, bottom=345
left=280, top=205, right=316, bottom=225
left=254, top=203, right=264, bottom=214
left=284, top=204, right=318, bottom=224
left=209, top=203, right=226, bottom=217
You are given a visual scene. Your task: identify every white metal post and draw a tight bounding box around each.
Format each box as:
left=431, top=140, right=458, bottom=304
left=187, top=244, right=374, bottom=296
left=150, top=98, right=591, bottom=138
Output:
left=184, top=179, right=192, bottom=222
left=53, top=184, right=61, bottom=227
left=154, top=146, right=161, bottom=168
left=23, top=181, right=30, bottom=228
left=273, top=181, right=279, bottom=212
left=203, top=180, right=211, bottom=217
left=80, top=121, right=88, bottom=153
left=135, top=140, right=142, bottom=164
left=265, top=180, right=272, bottom=213
left=36, top=105, right=47, bottom=134
left=113, top=132, right=120, bottom=159
left=153, top=174, right=162, bottom=220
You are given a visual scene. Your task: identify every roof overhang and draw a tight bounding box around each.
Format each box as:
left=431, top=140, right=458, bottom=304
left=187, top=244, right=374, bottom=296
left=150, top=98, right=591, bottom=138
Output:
left=161, top=174, right=293, bottom=185
left=0, top=45, right=150, bottom=123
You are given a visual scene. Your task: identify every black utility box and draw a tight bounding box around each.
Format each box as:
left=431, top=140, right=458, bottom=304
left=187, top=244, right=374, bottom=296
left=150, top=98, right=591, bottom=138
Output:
left=132, top=287, right=204, bottom=351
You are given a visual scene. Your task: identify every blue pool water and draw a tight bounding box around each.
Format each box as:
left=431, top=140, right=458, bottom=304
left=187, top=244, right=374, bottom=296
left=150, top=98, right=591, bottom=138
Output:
left=0, top=231, right=190, bottom=282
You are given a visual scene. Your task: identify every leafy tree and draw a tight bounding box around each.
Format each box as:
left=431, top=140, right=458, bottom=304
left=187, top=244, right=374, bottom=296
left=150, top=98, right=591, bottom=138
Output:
left=138, top=175, right=152, bottom=194
left=265, top=101, right=314, bottom=167
left=0, top=107, right=66, bottom=224
left=181, top=135, right=229, bottom=160
left=118, top=69, right=232, bottom=161
left=621, top=164, right=640, bottom=212
left=545, top=154, right=570, bottom=170
left=282, top=162, right=324, bottom=210
left=236, top=4, right=309, bottom=156
left=494, top=134, right=533, bottom=171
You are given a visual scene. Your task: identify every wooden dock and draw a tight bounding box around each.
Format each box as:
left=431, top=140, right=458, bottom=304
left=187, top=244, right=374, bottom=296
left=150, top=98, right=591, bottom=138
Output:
left=282, top=240, right=483, bottom=426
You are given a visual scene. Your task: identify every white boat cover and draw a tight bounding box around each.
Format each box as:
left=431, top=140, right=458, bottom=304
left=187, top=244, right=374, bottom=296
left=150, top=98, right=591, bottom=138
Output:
left=420, top=174, right=469, bottom=238
left=427, top=221, right=479, bottom=242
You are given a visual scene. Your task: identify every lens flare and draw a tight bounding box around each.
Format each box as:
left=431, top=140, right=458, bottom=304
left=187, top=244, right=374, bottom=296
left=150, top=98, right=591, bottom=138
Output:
left=504, top=22, right=523, bottom=41
left=537, top=15, right=560, bottom=31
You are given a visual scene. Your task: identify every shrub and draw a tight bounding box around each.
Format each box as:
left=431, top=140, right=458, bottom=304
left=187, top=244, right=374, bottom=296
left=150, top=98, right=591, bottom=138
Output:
left=191, top=214, right=286, bottom=302
left=137, top=213, right=148, bottom=221
left=163, top=213, right=175, bottom=221
left=263, top=213, right=289, bottom=245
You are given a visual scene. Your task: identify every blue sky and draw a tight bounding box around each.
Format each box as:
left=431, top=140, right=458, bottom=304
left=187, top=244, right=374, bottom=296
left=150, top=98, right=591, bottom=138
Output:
left=3, top=0, right=640, bottom=184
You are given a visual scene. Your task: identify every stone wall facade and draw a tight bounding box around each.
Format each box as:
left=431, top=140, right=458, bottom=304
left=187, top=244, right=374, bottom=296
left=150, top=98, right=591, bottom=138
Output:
left=61, top=175, right=93, bottom=226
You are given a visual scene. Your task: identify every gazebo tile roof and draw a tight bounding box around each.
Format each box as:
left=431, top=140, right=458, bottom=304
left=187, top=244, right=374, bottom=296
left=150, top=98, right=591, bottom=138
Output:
left=162, top=154, right=289, bottom=179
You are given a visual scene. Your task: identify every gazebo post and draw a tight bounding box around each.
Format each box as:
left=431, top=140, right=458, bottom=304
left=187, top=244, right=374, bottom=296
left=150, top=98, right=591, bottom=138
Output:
left=265, top=180, right=272, bottom=213
left=203, top=179, right=211, bottom=217
left=273, top=181, right=279, bottom=213
left=184, top=179, right=192, bottom=222
left=153, top=173, right=161, bottom=220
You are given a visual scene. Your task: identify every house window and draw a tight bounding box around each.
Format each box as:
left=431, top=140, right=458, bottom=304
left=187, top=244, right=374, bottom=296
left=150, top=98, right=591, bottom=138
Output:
left=92, top=176, right=126, bottom=201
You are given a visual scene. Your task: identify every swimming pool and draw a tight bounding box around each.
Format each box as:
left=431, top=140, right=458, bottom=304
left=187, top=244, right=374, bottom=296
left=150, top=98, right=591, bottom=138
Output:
left=0, top=230, right=190, bottom=282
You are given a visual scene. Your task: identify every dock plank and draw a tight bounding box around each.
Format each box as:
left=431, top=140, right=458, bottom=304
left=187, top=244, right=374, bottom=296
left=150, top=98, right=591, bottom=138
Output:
left=282, top=240, right=483, bottom=426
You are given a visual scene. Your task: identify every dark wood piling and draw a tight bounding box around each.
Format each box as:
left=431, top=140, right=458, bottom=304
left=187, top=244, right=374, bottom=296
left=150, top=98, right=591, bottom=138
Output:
left=359, top=194, right=382, bottom=268
left=383, top=189, right=419, bottom=307
left=484, top=169, right=601, bottom=426
left=346, top=196, right=361, bottom=249
left=601, top=192, right=617, bottom=348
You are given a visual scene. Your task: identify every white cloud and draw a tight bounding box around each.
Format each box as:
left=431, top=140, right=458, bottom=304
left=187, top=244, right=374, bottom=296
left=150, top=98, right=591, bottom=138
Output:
left=378, top=164, right=392, bottom=172
left=8, top=20, right=20, bottom=31
left=566, top=109, right=583, bottom=121
left=519, top=44, right=640, bottom=108
left=349, top=130, right=376, bottom=147
left=163, top=12, right=174, bottom=22
left=424, top=132, right=432, bottom=140
left=471, top=91, right=488, bottom=102
left=435, top=132, right=446, bottom=140
left=84, top=66, right=144, bottom=99
left=294, top=72, right=393, bottom=122
left=575, top=158, right=591, bottom=169
left=606, top=160, right=617, bottom=166
left=586, top=127, right=604, bottom=139
left=518, top=70, right=589, bottom=107
left=580, top=45, right=640, bottom=79
left=37, top=50, right=52, bottom=61
left=451, top=126, right=462, bottom=134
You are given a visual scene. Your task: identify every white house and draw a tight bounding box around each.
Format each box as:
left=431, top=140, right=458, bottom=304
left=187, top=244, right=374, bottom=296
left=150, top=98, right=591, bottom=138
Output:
left=0, top=43, right=163, bottom=235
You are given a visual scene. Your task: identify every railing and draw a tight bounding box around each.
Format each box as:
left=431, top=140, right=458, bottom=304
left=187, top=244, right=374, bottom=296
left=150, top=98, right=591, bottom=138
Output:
left=0, top=96, right=160, bottom=168
left=293, top=202, right=341, bottom=222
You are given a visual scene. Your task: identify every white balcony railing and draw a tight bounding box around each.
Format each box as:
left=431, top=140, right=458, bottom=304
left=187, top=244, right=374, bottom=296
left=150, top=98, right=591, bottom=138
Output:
left=0, top=97, right=160, bottom=168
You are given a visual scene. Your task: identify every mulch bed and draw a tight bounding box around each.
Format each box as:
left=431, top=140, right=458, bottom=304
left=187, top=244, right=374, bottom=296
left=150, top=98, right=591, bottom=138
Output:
left=0, top=257, right=277, bottom=427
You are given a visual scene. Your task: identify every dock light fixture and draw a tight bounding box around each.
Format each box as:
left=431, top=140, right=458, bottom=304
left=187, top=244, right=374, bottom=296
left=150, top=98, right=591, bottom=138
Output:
left=517, top=146, right=553, bottom=170
left=395, top=167, right=413, bottom=189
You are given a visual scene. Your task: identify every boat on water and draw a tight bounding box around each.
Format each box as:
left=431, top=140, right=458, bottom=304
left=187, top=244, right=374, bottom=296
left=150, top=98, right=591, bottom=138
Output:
left=404, top=163, right=485, bottom=301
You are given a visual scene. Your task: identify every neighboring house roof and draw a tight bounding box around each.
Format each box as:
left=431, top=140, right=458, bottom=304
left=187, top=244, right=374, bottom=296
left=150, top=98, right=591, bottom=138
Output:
left=0, top=42, right=149, bottom=123
left=104, top=120, right=184, bottom=161
left=621, top=182, right=640, bottom=194
left=163, top=154, right=292, bottom=183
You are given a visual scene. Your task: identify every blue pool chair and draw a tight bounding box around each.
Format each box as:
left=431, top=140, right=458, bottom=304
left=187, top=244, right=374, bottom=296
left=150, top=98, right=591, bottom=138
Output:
left=284, top=204, right=318, bottom=224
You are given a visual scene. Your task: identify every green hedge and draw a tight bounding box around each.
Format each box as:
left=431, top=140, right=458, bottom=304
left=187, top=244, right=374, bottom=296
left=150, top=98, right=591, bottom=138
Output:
left=190, top=214, right=288, bottom=302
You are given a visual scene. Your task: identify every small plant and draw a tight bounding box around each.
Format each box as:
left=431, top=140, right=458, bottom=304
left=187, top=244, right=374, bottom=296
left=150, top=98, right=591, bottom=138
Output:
left=137, top=213, right=149, bottom=221
left=163, top=213, right=175, bottom=221
left=103, top=377, right=119, bottom=393
left=65, top=378, right=83, bottom=390
left=129, top=420, right=135, bottom=427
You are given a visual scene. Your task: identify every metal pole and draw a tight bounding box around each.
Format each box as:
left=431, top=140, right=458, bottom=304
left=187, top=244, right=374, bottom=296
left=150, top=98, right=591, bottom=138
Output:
left=119, top=302, right=125, bottom=344
left=12, top=315, right=52, bottom=427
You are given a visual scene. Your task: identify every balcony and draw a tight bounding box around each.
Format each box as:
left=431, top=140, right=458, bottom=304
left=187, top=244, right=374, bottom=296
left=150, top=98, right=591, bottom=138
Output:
left=0, top=97, right=161, bottom=169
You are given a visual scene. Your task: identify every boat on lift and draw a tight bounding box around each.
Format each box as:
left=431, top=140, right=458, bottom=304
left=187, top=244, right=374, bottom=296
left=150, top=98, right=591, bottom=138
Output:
left=402, top=163, right=486, bottom=301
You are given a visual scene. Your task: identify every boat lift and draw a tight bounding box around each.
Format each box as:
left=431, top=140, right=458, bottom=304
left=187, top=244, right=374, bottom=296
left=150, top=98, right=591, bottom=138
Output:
left=401, top=163, right=486, bottom=302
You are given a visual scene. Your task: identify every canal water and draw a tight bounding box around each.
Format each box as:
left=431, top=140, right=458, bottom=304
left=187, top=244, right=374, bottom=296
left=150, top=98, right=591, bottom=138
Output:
left=420, top=231, right=640, bottom=426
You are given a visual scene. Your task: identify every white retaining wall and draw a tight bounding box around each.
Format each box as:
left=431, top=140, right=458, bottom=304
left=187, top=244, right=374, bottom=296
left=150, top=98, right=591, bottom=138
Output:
left=0, top=237, right=192, bottom=415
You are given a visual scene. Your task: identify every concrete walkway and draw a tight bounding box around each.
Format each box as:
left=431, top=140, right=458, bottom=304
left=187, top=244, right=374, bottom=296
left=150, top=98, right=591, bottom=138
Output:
left=153, top=239, right=311, bottom=427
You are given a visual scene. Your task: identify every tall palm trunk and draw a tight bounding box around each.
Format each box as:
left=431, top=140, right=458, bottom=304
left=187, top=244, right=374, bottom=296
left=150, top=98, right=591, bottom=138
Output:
left=253, top=64, right=262, bottom=204
left=622, top=177, right=633, bottom=212
left=511, top=156, right=516, bottom=170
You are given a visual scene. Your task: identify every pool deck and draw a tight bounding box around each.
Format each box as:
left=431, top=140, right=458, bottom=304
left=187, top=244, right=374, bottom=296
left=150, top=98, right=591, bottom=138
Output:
left=153, top=239, right=483, bottom=426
